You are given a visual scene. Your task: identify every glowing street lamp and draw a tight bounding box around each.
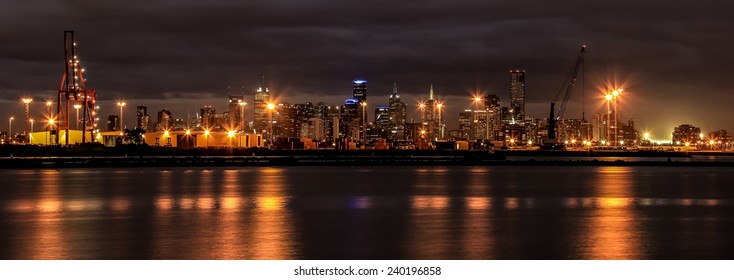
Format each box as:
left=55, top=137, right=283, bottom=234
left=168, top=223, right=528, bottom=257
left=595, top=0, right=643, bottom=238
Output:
left=73, top=104, right=82, bottom=130
left=8, top=117, right=14, bottom=144
left=605, top=93, right=612, bottom=145
left=437, top=103, right=444, bottom=139
left=21, top=98, right=32, bottom=143
left=116, top=100, right=126, bottom=132
left=238, top=101, right=247, bottom=132
left=204, top=129, right=210, bottom=147
left=29, top=119, right=34, bottom=143
left=361, top=102, right=367, bottom=143
left=611, top=89, right=623, bottom=146
left=267, top=103, right=275, bottom=147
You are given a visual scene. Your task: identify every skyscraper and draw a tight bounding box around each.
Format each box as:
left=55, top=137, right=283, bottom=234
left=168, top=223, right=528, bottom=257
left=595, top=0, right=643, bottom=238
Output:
left=388, top=83, right=407, bottom=140
left=228, top=90, right=244, bottom=131
left=157, top=109, right=173, bottom=131
left=107, top=115, right=119, bottom=132
left=136, top=105, right=150, bottom=131
left=423, top=84, right=443, bottom=140
left=485, top=94, right=501, bottom=140
left=510, top=70, right=526, bottom=121
left=254, top=76, right=270, bottom=134
left=353, top=80, right=367, bottom=103
left=200, top=106, right=216, bottom=129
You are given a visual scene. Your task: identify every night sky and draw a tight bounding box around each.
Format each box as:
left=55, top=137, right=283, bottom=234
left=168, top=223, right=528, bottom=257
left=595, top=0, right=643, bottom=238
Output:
left=1, top=0, right=732, bottom=138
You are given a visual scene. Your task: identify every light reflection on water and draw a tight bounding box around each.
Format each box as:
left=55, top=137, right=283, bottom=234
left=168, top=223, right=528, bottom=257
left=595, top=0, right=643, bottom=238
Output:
left=2, top=166, right=734, bottom=259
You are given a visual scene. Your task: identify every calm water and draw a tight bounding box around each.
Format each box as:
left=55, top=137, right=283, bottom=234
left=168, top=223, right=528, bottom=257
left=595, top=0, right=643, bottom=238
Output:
left=1, top=166, right=734, bottom=260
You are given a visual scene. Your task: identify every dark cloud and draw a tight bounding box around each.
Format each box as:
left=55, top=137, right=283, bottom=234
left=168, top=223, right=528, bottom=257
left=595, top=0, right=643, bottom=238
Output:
left=1, top=0, right=733, bottom=137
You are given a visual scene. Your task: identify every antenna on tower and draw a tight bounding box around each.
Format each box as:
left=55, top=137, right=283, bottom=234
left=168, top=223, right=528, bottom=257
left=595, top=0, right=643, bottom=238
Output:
left=429, top=84, right=434, bottom=100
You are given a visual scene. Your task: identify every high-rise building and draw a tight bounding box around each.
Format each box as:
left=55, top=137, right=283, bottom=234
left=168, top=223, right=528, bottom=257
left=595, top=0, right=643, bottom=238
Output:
left=459, top=110, right=473, bottom=139
left=107, top=115, right=119, bottom=131
left=157, top=109, right=173, bottom=131
left=423, top=84, right=444, bottom=140
left=388, top=83, right=407, bottom=140
left=672, top=124, right=701, bottom=144
left=472, top=110, right=488, bottom=140
left=341, top=98, right=361, bottom=140
left=353, top=80, right=367, bottom=103
left=200, top=106, right=216, bottom=129
left=254, top=76, right=270, bottom=134
left=228, top=90, right=245, bottom=131
left=509, top=70, right=526, bottom=121
left=136, top=105, right=150, bottom=131
left=485, top=94, right=501, bottom=140
left=374, top=106, right=391, bottom=139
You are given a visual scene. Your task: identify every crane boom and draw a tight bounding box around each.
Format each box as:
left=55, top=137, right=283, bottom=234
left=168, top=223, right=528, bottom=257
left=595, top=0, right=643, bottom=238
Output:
left=553, top=45, right=586, bottom=120
left=544, top=45, right=586, bottom=150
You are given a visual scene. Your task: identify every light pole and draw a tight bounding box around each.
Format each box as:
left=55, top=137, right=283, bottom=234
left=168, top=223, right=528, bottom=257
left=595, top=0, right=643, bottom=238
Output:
left=48, top=118, right=56, bottom=145
left=29, top=119, right=34, bottom=143
left=473, top=96, right=482, bottom=140
left=361, top=101, right=367, bottom=144
left=612, top=89, right=622, bottom=147
left=418, top=102, right=426, bottom=135
left=74, top=104, right=82, bottom=130
left=8, top=117, right=14, bottom=144
left=21, top=98, right=32, bottom=143
left=605, top=94, right=612, bottom=145
left=267, top=103, right=275, bottom=147
left=116, top=100, right=126, bottom=132
left=238, top=101, right=246, bottom=132
left=437, top=103, right=443, bottom=139
left=205, top=129, right=210, bottom=147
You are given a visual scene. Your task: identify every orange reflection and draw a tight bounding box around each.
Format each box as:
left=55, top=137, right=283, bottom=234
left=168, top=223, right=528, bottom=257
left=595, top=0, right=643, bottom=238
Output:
left=466, top=197, right=491, bottom=210
left=579, top=166, right=643, bottom=259
left=406, top=170, right=451, bottom=259
left=29, top=169, right=66, bottom=259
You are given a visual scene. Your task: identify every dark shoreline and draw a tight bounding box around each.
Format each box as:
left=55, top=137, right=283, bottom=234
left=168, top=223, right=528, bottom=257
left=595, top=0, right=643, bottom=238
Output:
left=1, top=144, right=733, bottom=168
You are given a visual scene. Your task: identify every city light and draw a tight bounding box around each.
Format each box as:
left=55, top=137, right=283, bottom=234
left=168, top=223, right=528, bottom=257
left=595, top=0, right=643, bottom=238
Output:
left=185, top=129, right=191, bottom=135
left=228, top=130, right=235, bottom=138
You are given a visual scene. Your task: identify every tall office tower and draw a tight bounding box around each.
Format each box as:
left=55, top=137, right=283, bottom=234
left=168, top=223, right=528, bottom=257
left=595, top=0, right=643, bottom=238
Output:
left=107, top=115, right=119, bottom=131
left=374, top=106, right=391, bottom=139
left=459, top=110, right=473, bottom=139
left=254, top=76, right=270, bottom=134
left=341, top=98, right=361, bottom=140
left=353, top=80, right=367, bottom=103
left=472, top=110, right=488, bottom=140
left=136, top=105, right=150, bottom=131
left=388, top=83, right=407, bottom=140
left=485, top=94, right=501, bottom=140
left=509, top=70, right=526, bottom=121
left=228, top=91, right=245, bottom=131
left=423, top=84, right=443, bottom=140
left=157, top=109, right=173, bottom=131
left=200, top=106, right=216, bottom=129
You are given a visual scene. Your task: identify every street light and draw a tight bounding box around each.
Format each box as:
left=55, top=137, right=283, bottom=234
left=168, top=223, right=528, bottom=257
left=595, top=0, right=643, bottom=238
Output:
left=8, top=117, right=14, bottom=144
left=204, top=129, right=210, bottom=147
left=73, top=104, right=82, bottom=130
left=361, top=102, right=367, bottom=144
left=605, top=94, right=612, bottom=145
left=29, top=119, right=34, bottom=143
left=21, top=98, right=32, bottom=143
left=116, top=100, right=126, bottom=132
left=238, top=101, right=247, bottom=132
left=267, top=103, right=275, bottom=147
left=437, top=102, right=443, bottom=140
left=611, top=89, right=623, bottom=146
left=48, top=118, right=56, bottom=145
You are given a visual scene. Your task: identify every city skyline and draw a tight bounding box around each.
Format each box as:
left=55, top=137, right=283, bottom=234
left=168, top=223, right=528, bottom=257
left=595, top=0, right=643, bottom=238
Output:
left=1, top=1, right=733, bottom=138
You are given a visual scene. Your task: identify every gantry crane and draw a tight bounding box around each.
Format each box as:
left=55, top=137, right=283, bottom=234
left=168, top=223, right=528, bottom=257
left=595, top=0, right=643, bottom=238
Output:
left=57, top=31, right=97, bottom=145
left=542, top=45, right=586, bottom=150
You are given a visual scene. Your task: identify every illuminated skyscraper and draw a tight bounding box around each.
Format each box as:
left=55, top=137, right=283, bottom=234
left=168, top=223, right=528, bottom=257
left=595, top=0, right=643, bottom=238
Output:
left=228, top=89, right=244, bottom=131
left=353, top=80, right=367, bottom=103
left=485, top=94, right=501, bottom=140
left=388, top=83, right=407, bottom=140
left=510, top=70, right=526, bottom=121
left=136, top=105, right=150, bottom=131
left=254, top=76, right=270, bottom=134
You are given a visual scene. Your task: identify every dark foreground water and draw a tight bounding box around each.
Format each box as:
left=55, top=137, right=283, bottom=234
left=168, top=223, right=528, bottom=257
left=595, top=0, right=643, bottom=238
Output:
left=1, top=166, right=734, bottom=260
